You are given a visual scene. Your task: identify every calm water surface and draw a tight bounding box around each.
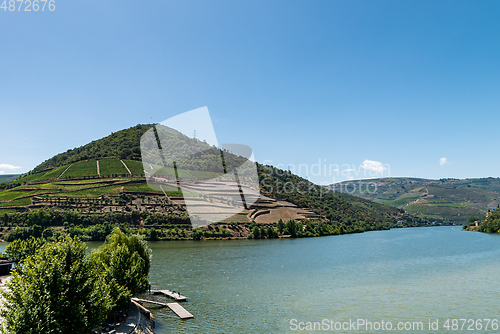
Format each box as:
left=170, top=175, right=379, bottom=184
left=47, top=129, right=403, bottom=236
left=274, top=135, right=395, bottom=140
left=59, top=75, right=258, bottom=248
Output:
left=4, top=227, right=500, bottom=333
left=139, top=227, right=500, bottom=333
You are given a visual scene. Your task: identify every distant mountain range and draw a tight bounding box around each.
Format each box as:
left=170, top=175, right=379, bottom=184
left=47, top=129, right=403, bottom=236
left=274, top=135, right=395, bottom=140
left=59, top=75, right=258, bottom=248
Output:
left=326, top=177, right=500, bottom=224
left=0, top=174, right=20, bottom=184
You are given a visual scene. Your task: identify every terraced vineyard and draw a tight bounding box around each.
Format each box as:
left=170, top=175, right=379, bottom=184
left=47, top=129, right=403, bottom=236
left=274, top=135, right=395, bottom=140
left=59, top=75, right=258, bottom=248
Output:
left=0, top=159, right=315, bottom=241
left=0, top=124, right=434, bottom=242
left=0, top=157, right=201, bottom=215
left=330, top=177, right=500, bottom=223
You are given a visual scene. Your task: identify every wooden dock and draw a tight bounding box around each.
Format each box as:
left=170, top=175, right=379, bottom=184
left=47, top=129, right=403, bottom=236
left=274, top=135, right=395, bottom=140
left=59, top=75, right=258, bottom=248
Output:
left=132, top=298, right=169, bottom=307
left=166, top=302, right=194, bottom=319
left=151, top=289, right=188, bottom=301
left=131, top=298, right=194, bottom=319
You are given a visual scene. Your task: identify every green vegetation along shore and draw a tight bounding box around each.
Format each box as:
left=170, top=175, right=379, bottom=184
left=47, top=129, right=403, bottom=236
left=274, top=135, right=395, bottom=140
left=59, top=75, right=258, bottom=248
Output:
left=463, top=207, right=500, bottom=233
left=0, top=124, right=438, bottom=243
left=0, top=228, right=151, bottom=333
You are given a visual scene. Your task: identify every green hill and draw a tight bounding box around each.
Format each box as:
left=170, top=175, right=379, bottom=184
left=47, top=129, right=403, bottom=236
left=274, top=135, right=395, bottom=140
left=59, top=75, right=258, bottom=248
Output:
left=32, top=125, right=152, bottom=173
left=257, top=165, right=408, bottom=227
left=0, top=124, right=434, bottom=242
left=328, top=177, right=500, bottom=224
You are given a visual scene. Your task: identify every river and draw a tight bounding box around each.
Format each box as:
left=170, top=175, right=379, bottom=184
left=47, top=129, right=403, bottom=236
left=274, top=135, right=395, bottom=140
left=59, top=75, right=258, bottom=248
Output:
left=136, top=226, right=500, bottom=333
left=4, top=226, right=500, bottom=333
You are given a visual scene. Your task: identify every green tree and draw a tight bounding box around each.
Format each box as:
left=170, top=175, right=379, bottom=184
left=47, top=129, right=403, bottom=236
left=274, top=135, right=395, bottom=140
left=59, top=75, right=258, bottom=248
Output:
left=305, top=221, right=317, bottom=236
left=5, top=237, right=47, bottom=263
left=0, top=236, right=113, bottom=334
left=4, top=225, right=43, bottom=242
left=260, top=226, right=268, bottom=238
left=467, top=216, right=478, bottom=224
left=317, top=222, right=331, bottom=236
left=91, top=228, right=152, bottom=308
left=266, top=226, right=277, bottom=238
left=277, top=219, right=285, bottom=234
left=147, top=228, right=160, bottom=241
left=191, top=228, right=204, bottom=240
left=251, top=225, right=261, bottom=239
left=285, top=220, right=300, bottom=237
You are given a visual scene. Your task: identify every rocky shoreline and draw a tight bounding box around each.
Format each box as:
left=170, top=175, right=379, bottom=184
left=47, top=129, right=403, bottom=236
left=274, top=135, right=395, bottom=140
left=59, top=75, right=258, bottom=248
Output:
left=113, top=300, right=155, bottom=334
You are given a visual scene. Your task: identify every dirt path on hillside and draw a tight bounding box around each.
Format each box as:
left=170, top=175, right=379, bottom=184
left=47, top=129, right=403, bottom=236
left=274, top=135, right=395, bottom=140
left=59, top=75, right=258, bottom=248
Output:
left=159, top=185, right=169, bottom=199
left=58, top=164, right=73, bottom=179
left=120, top=160, right=132, bottom=175
left=402, top=187, right=429, bottom=209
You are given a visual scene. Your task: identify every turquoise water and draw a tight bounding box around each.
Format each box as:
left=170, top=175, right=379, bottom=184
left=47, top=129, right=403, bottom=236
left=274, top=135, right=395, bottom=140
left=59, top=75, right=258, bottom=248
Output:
left=142, top=227, right=500, bottom=333
left=4, top=227, right=500, bottom=333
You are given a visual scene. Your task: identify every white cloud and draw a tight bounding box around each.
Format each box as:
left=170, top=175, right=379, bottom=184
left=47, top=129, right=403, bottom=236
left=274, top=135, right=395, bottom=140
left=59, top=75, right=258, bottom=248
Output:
left=344, top=168, right=355, bottom=172
left=0, top=164, right=21, bottom=171
left=439, top=157, right=448, bottom=166
left=0, top=164, right=21, bottom=174
left=361, top=160, right=387, bottom=173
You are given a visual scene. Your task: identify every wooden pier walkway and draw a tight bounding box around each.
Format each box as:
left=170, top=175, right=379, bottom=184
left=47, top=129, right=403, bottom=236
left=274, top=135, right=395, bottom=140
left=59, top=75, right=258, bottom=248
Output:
left=132, top=298, right=168, bottom=307
left=166, top=302, right=194, bottom=319
left=132, top=298, right=194, bottom=319
left=151, top=289, right=188, bottom=301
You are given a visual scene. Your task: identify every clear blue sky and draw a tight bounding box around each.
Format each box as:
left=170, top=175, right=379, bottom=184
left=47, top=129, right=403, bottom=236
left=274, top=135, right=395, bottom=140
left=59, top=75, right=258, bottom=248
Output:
left=1, top=0, right=500, bottom=184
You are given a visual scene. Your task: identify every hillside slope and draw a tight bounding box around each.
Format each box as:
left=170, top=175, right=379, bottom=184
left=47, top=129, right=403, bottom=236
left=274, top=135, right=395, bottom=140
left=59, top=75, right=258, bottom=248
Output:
left=0, top=175, right=20, bottom=184
left=0, top=124, right=435, bottom=241
left=32, top=124, right=152, bottom=173
left=328, top=177, right=500, bottom=223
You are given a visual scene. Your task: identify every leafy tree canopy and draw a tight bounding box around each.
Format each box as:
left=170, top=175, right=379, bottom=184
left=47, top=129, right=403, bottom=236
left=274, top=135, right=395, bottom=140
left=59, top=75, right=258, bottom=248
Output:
left=0, top=236, right=113, bottom=334
left=0, top=229, right=153, bottom=333
left=91, top=227, right=152, bottom=307
left=4, top=237, right=47, bottom=263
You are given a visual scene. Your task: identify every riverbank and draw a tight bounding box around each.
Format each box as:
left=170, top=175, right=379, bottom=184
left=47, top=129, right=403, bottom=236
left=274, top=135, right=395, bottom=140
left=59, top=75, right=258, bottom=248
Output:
left=0, top=212, right=446, bottom=243
left=114, top=301, right=154, bottom=334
